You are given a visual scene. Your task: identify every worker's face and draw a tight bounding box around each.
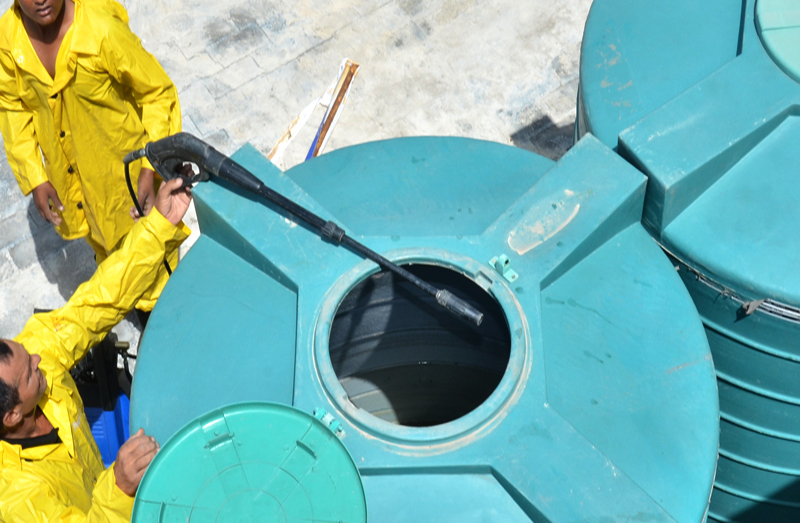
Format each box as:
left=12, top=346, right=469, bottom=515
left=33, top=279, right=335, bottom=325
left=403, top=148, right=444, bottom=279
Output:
left=17, top=0, right=65, bottom=27
left=0, top=340, right=48, bottom=425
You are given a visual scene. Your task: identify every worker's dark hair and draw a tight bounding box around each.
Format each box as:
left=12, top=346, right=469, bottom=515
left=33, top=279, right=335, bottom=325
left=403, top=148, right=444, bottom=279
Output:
left=0, top=340, right=21, bottom=428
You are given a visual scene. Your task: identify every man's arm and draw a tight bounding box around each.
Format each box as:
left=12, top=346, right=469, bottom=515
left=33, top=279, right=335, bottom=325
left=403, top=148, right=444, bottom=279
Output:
left=0, top=54, right=64, bottom=225
left=101, top=12, right=181, bottom=217
left=14, top=179, right=192, bottom=370
left=0, top=397, right=162, bottom=523
left=0, top=427, right=159, bottom=523
left=101, top=9, right=181, bottom=158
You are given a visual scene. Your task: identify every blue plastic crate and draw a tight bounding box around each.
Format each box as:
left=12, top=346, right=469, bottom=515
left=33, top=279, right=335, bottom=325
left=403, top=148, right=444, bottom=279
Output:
left=85, top=393, right=130, bottom=467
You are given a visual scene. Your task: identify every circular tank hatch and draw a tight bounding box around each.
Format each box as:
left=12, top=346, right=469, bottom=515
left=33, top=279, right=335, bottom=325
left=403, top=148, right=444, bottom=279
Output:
left=131, top=402, right=367, bottom=523
left=328, top=263, right=512, bottom=428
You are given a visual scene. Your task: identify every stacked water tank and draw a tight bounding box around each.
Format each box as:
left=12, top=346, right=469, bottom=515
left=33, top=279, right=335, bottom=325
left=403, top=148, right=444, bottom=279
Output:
left=578, top=0, right=800, bottom=520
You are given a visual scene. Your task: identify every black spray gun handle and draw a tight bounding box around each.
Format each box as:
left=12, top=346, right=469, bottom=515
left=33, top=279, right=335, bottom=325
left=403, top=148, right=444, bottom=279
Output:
left=123, top=134, right=214, bottom=188
left=126, top=133, right=484, bottom=326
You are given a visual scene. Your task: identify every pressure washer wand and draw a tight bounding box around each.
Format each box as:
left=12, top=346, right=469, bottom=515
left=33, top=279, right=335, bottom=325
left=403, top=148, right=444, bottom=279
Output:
left=126, top=133, right=484, bottom=326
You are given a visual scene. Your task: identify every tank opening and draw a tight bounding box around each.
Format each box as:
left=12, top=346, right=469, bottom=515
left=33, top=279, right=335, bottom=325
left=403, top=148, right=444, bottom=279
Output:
left=329, top=264, right=511, bottom=427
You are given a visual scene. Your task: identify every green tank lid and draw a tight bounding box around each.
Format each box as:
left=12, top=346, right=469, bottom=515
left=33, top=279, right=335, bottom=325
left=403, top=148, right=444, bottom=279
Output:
left=757, top=0, right=800, bottom=82
left=132, top=402, right=367, bottom=523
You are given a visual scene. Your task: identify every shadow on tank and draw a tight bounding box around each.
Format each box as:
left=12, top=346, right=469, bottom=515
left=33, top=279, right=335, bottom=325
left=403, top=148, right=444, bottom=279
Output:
left=511, top=115, right=574, bottom=161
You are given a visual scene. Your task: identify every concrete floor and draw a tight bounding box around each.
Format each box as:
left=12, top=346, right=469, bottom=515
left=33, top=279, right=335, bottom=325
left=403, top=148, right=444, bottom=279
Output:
left=0, top=0, right=593, bottom=354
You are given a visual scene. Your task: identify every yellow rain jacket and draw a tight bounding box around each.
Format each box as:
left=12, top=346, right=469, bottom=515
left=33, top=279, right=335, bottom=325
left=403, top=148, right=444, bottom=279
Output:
left=1, top=210, right=189, bottom=522
left=0, top=0, right=181, bottom=308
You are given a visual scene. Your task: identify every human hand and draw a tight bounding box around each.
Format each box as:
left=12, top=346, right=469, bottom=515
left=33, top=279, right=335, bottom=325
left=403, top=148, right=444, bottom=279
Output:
left=114, top=428, right=159, bottom=497
left=130, top=167, right=156, bottom=222
left=154, top=175, right=193, bottom=226
left=32, top=181, right=64, bottom=226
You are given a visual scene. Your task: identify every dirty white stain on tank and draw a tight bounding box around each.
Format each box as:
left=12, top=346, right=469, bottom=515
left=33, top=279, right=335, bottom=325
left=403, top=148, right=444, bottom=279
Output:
left=507, top=189, right=580, bottom=255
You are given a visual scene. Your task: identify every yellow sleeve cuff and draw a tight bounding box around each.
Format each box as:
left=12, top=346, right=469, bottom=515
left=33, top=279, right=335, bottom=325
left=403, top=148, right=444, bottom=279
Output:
left=93, top=464, right=136, bottom=521
left=141, top=207, right=191, bottom=242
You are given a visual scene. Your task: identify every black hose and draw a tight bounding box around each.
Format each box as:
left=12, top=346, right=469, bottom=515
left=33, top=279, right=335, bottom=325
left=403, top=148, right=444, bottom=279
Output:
left=124, top=150, right=172, bottom=276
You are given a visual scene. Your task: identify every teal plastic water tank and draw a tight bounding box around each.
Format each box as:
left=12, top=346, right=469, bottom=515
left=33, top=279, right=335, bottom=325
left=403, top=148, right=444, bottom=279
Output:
left=130, top=135, right=719, bottom=522
left=577, top=1, right=800, bottom=521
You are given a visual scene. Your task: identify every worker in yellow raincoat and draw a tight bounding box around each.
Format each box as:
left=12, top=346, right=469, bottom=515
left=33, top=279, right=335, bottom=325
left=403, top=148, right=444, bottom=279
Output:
left=0, top=177, right=192, bottom=521
left=0, top=0, right=182, bottom=315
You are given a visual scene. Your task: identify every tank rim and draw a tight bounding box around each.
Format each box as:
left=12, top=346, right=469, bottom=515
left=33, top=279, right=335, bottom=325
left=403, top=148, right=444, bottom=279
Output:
left=313, top=248, right=529, bottom=446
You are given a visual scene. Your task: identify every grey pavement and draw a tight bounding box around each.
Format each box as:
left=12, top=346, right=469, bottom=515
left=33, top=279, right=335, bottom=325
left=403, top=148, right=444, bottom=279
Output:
left=0, top=0, right=592, bottom=358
